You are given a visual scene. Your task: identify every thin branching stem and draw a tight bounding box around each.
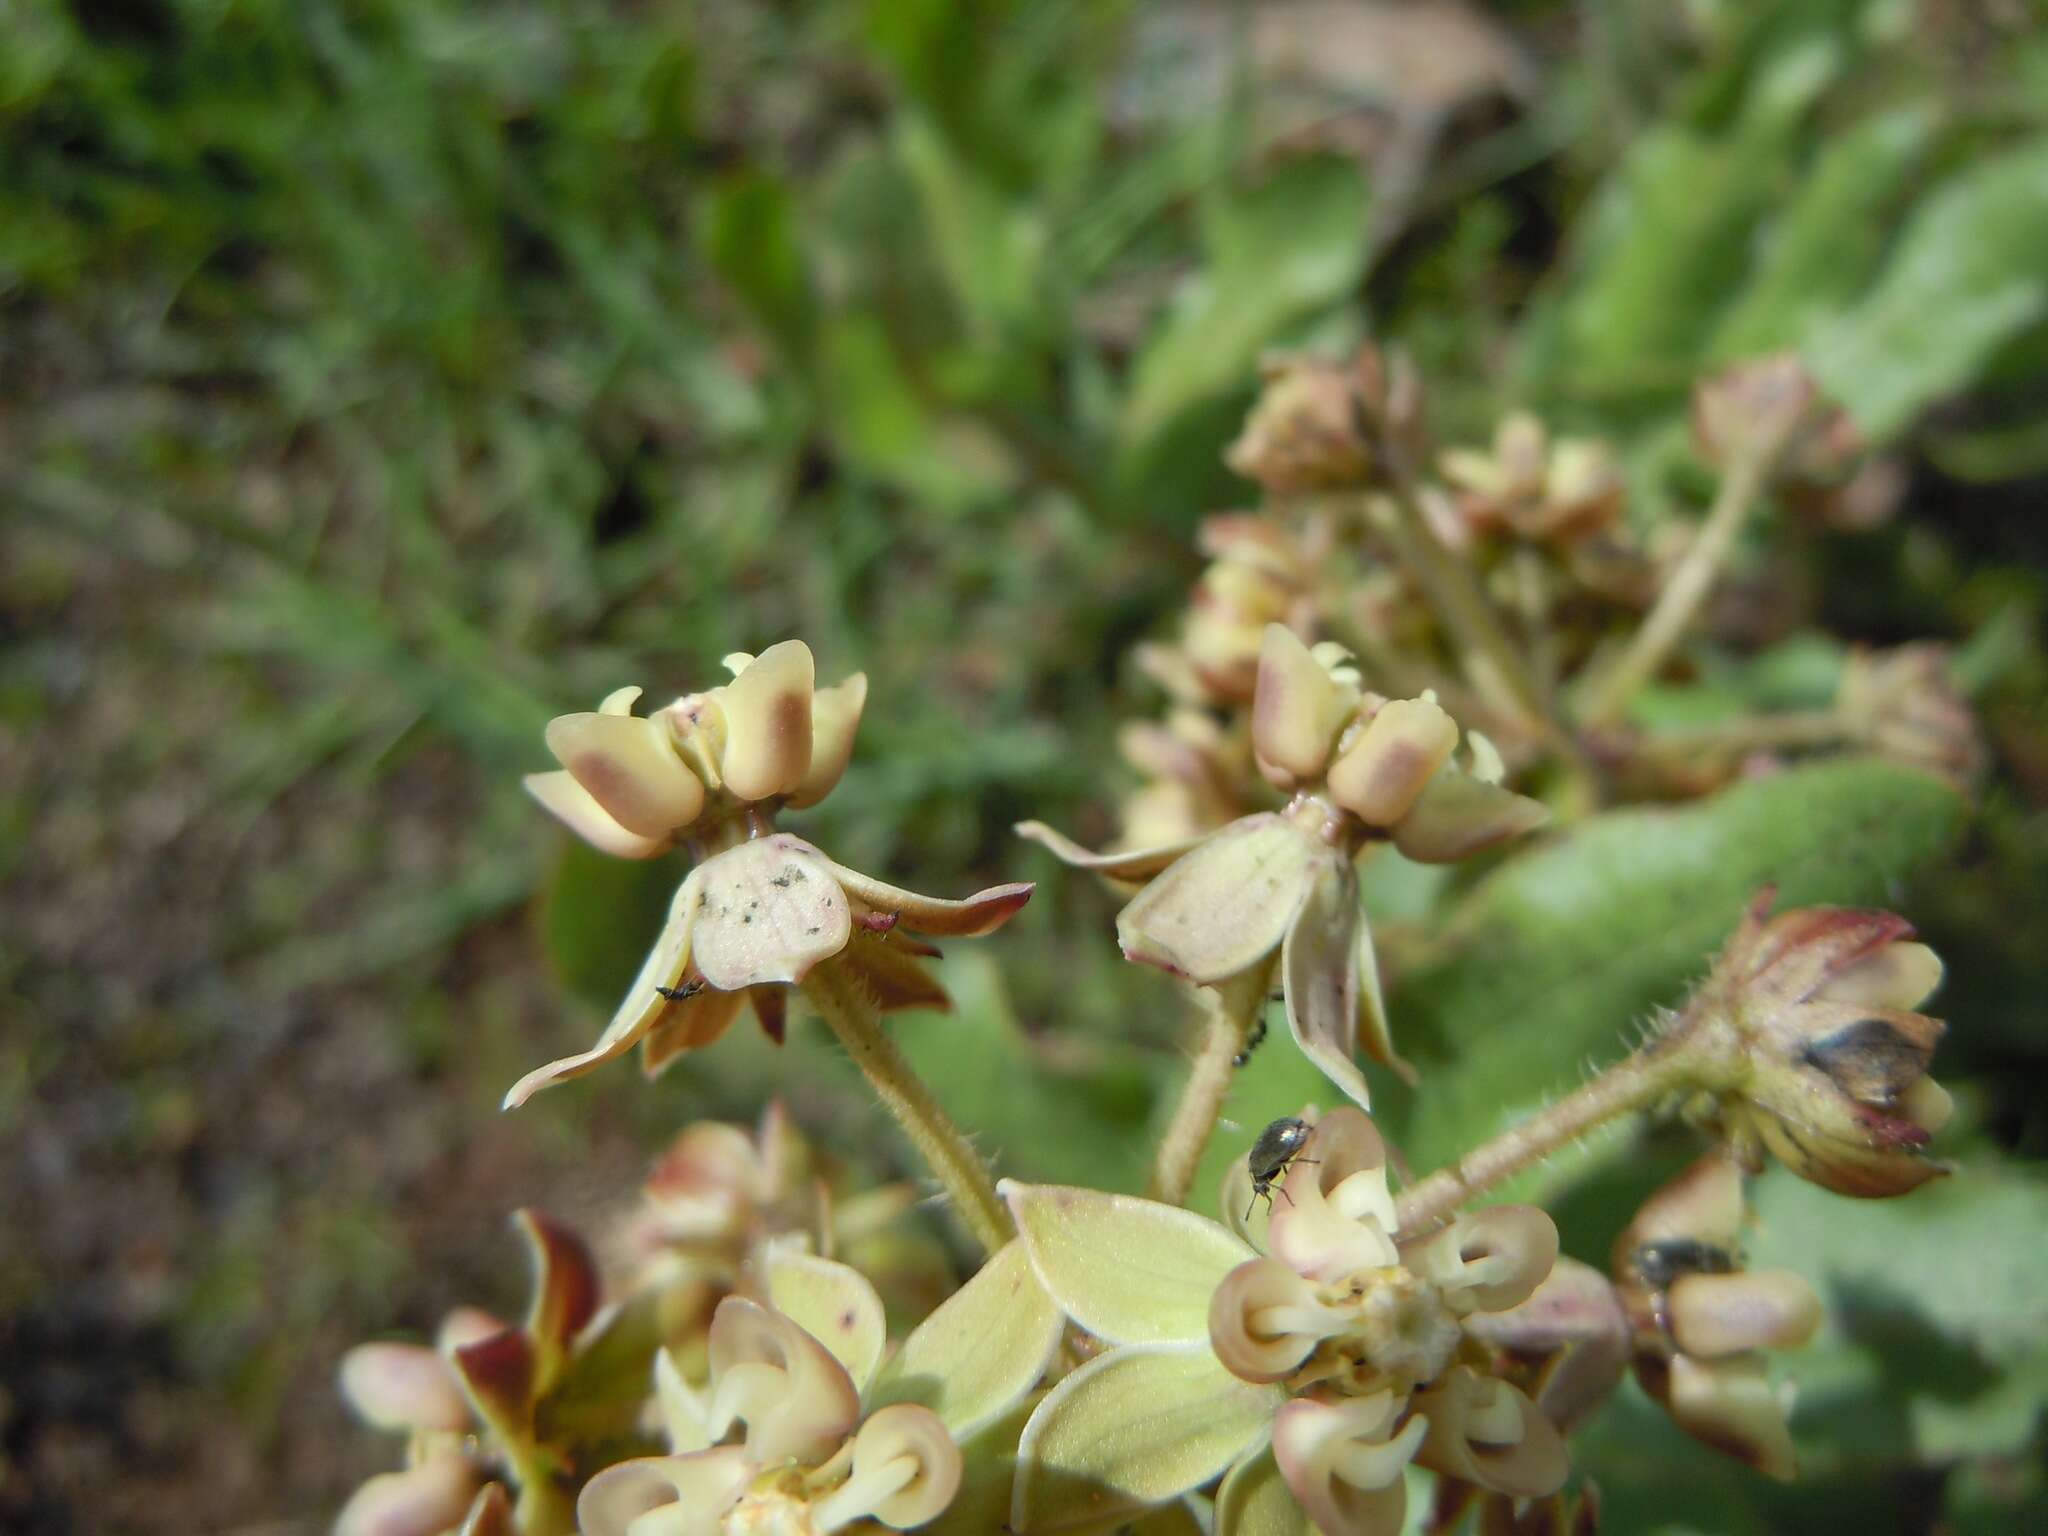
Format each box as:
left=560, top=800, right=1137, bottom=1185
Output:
left=805, top=960, right=1014, bottom=1256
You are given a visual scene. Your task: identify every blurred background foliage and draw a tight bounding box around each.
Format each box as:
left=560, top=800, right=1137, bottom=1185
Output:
left=3, top=0, right=2046, bottom=1530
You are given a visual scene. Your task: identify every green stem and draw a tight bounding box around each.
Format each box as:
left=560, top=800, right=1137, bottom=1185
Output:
left=1581, top=455, right=1769, bottom=727
left=1147, top=975, right=1264, bottom=1206
left=804, top=960, right=1013, bottom=1257
left=1394, top=1033, right=1706, bottom=1238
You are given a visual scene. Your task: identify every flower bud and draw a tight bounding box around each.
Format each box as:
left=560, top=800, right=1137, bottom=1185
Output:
left=339, top=1342, right=472, bottom=1434
left=1252, top=625, right=1360, bottom=785
left=1663, top=1352, right=1798, bottom=1482
left=335, top=1454, right=483, bottom=1536
left=718, top=640, right=816, bottom=801
left=1691, top=354, right=1830, bottom=472
left=1227, top=355, right=1376, bottom=494
left=1440, top=413, right=1624, bottom=545
left=1667, top=1270, right=1822, bottom=1359
left=1836, top=643, right=1983, bottom=788
left=545, top=704, right=707, bottom=839
left=1702, top=897, right=1951, bottom=1198
left=1327, top=698, right=1460, bottom=827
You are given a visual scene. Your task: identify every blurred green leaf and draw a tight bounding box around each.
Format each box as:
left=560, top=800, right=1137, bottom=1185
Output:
left=1809, top=137, right=2048, bottom=440
left=1117, top=155, right=1371, bottom=469
left=698, top=170, right=818, bottom=356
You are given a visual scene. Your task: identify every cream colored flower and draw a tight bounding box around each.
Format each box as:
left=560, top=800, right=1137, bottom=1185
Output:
left=1440, top=412, right=1624, bottom=546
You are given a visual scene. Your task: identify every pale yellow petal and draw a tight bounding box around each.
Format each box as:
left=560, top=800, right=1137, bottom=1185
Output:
left=719, top=639, right=816, bottom=800
left=524, top=771, right=670, bottom=860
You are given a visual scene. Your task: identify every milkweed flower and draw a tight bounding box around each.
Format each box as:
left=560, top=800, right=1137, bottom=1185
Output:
left=1613, top=1150, right=1824, bottom=1480
left=579, top=1242, right=1062, bottom=1536
left=1439, top=413, right=1625, bottom=547
left=510, top=642, right=1031, bottom=1107
left=1021, top=625, right=1545, bottom=1106
left=1001, top=1108, right=1565, bottom=1535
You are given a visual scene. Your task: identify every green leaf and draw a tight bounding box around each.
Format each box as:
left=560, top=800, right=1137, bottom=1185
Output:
left=540, top=840, right=681, bottom=1012
left=1118, top=156, right=1370, bottom=465
left=1216, top=1448, right=1311, bottom=1536
left=1013, top=1344, right=1279, bottom=1533
left=867, top=1238, right=1063, bottom=1439
left=1004, top=1182, right=1252, bottom=1347
left=697, top=170, right=817, bottom=355
left=1193, top=758, right=1965, bottom=1209
left=895, top=110, right=1045, bottom=339
left=1808, top=137, right=2048, bottom=440
left=765, top=1249, right=887, bottom=1396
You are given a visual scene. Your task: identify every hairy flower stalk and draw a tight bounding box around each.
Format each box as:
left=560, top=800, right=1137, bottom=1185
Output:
left=1147, top=974, right=1265, bottom=1205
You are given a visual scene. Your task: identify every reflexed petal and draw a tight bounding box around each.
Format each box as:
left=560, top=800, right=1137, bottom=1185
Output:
left=1326, top=699, right=1458, bottom=828
left=655, top=1347, right=713, bottom=1453
left=339, top=1342, right=471, bottom=1433
left=1015, top=820, right=1207, bottom=882
left=1265, top=1109, right=1398, bottom=1284
left=1280, top=861, right=1373, bottom=1110
left=1208, top=1258, right=1341, bottom=1384
left=1271, top=1391, right=1421, bottom=1536
left=335, top=1454, right=483, bottom=1536
left=1664, top=1352, right=1797, bottom=1481
left=1668, top=1270, right=1822, bottom=1358
left=1118, top=815, right=1323, bottom=983
left=456, top=1483, right=514, bottom=1536
left=1002, top=1181, right=1254, bottom=1347
left=577, top=1448, right=754, bottom=1536
left=789, top=672, right=868, bottom=809
left=641, top=987, right=746, bottom=1077
left=824, top=857, right=1034, bottom=937
left=690, top=836, right=852, bottom=990
left=1401, top=1205, right=1558, bottom=1314
left=719, top=639, right=816, bottom=800
left=840, top=933, right=953, bottom=1014
left=1390, top=772, right=1548, bottom=864
left=524, top=771, right=671, bottom=859
left=707, top=1296, right=862, bottom=1466
left=546, top=711, right=705, bottom=837
left=503, top=870, right=705, bottom=1108
left=766, top=1248, right=887, bottom=1394
left=1352, top=912, right=1413, bottom=1084
left=1013, top=1344, right=1281, bottom=1534
left=1411, top=1369, right=1566, bottom=1498
left=448, top=1327, right=536, bottom=1445
left=514, top=1208, right=599, bottom=1387
left=1253, top=625, right=1355, bottom=783
left=868, top=1239, right=1064, bottom=1441
left=1215, top=1448, right=1313, bottom=1536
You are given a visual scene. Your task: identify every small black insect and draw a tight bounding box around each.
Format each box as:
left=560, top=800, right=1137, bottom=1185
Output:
left=1245, top=1115, right=1318, bottom=1221
left=655, top=978, right=706, bottom=1003
left=1232, top=1017, right=1270, bottom=1069
left=1631, top=1238, right=1737, bottom=1291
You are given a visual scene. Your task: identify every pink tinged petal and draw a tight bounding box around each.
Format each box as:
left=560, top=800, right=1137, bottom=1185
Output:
left=502, top=870, right=705, bottom=1108
left=448, top=1327, right=537, bottom=1444
left=1280, top=861, right=1375, bottom=1111
left=752, top=986, right=789, bottom=1044
left=1401, top=1205, right=1559, bottom=1314
left=1326, top=699, right=1459, bottom=828
left=1411, top=1369, right=1567, bottom=1499
left=1816, top=940, right=1943, bottom=1012
left=1117, top=815, right=1323, bottom=983
left=1664, top=1353, right=1798, bottom=1481
left=524, top=771, right=670, bottom=859
left=1668, top=1270, right=1822, bottom=1359
left=1388, top=772, right=1548, bottom=864
left=576, top=1448, right=755, bottom=1536
left=706, top=1296, right=862, bottom=1466
left=437, top=1307, right=506, bottom=1354
left=1253, top=625, right=1353, bottom=783
left=689, top=837, right=852, bottom=990
left=545, top=711, right=706, bottom=838
left=810, top=1404, right=963, bottom=1531
left=641, top=987, right=746, bottom=1078
left=821, top=855, right=1035, bottom=937
left=1015, top=820, right=1207, bottom=882
left=719, top=639, right=816, bottom=800
left=339, top=1343, right=471, bottom=1434
left=1271, top=1391, right=1422, bottom=1536
left=788, top=672, right=867, bottom=810
left=1208, top=1258, right=1343, bottom=1384
left=335, top=1454, right=483, bottom=1536
left=515, top=1208, right=599, bottom=1385
left=839, top=934, right=953, bottom=1014
left=1265, top=1112, right=1400, bottom=1286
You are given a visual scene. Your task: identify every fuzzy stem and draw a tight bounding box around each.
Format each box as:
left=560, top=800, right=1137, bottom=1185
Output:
left=804, top=960, right=1013, bottom=1256
left=1581, top=455, right=1768, bottom=727
left=1394, top=1034, right=1707, bottom=1237
left=1148, top=976, right=1264, bottom=1206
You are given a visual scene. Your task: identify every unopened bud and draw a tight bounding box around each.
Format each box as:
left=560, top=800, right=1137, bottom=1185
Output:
left=1227, top=355, right=1375, bottom=494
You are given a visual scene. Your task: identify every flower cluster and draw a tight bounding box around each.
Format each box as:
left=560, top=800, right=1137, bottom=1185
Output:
left=1025, top=623, right=1546, bottom=1105
left=1003, top=1108, right=1565, bottom=1535
left=508, top=641, right=1030, bottom=1108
